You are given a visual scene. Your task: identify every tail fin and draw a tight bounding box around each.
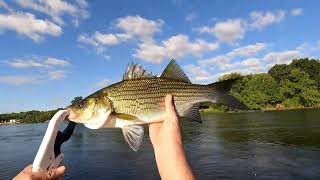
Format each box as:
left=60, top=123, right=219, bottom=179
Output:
left=209, top=78, right=248, bottom=110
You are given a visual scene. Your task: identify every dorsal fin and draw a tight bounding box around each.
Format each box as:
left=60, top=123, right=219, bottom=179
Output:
left=123, top=63, right=155, bottom=80
left=160, top=59, right=191, bottom=83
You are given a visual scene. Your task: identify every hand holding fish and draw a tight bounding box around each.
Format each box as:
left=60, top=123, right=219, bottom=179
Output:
left=149, top=94, right=195, bottom=180
left=13, top=164, right=65, bottom=180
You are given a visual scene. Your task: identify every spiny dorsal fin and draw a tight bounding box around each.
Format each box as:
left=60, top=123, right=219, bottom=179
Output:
left=123, top=63, right=155, bottom=80
left=161, top=59, right=191, bottom=83
left=122, top=125, right=144, bottom=151
left=184, top=104, right=202, bottom=123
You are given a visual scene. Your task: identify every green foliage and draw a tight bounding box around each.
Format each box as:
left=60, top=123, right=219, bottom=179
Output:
left=214, top=58, right=320, bottom=111
left=218, top=72, right=242, bottom=81
left=279, top=68, right=320, bottom=107
left=268, top=64, right=292, bottom=82
left=231, top=74, right=281, bottom=110
left=291, top=58, right=320, bottom=89
left=71, top=96, right=83, bottom=105
left=0, top=109, right=58, bottom=124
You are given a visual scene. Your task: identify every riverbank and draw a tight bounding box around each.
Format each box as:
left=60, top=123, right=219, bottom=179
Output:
left=200, top=106, right=320, bottom=114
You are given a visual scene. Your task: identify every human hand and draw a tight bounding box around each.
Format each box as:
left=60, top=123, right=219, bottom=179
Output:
left=149, top=94, right=195, bottom=180
left=149, top=94, right=182, bottom=151
left=13, top=164, right=65, bottom=180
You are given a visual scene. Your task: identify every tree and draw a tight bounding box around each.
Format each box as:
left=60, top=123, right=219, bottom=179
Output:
left=218, top=72, right=242, bottom=81
left=231, top=74, right=281, bottom=110
left=291, top=58, right=320, bottom=89
left=268, top=64, right=292, bottom=82
left=279, top=68, right=320, bottom=107
left=71, top=96, right=83, bottom=105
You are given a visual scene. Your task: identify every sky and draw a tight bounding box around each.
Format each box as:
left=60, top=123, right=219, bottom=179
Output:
left=0, top=0, right=319, bottom=113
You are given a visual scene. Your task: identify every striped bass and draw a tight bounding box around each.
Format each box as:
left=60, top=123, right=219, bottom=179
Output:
left=67, top=60, right=246, bottom=151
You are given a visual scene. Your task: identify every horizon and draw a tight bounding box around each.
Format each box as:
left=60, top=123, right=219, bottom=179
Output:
left=0, top=0, right=320, bottom=113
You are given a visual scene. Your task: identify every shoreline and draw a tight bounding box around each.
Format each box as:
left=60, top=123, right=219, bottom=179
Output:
left=200, top=106, right=320, bottom=114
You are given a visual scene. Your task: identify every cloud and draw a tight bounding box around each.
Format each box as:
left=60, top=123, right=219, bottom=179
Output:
left=14, top=0, right=89, bottom=25
left=0, top=75, right=39, bottom=85
left=78, top=16, right=162, bottom=52
left=5, top=57, right=69, bottom=68
left=248, top=10, right=286, bottom=30
left=134, top=34, right=219, bottom=63
left=0, top=11, right=61, bottom=41
left=227, top=43, right=267, bottom=57
left=197, top=10, right=289, bottom=44
left=291, top=8, right=303, bottom=16
left=48, top=70, right=67, bottom=80
left=242, top=58, right=261, bottom=67
left=116, top=15, right=163, bottom=42
left=198, top=19, right=245, bottom=44
left=96, top=78, right=112, bottom=88
left=184, top=64, right=215, bottom=82
left=44, top=57, right=69, bottom=66
left=263, top=50, right=300, bottom=65
left=78, top=31, right=130, bottom=50
left=200, top=43, right=267, bottom=69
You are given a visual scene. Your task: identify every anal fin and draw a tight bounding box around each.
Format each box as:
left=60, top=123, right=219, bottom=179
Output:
left=122, top=125, right=144, bottom=152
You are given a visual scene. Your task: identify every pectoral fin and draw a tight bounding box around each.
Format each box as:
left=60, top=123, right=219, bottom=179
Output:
left=122, top=125, right=144, bottom=152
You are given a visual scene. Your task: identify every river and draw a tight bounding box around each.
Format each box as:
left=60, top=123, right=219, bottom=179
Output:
left=1, top=109, right=320, bottom=179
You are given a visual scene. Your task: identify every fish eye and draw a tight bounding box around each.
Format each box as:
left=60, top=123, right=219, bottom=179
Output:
left=78, top=102, right=84, bottom=108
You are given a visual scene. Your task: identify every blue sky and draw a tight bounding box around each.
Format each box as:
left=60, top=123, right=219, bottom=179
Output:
left=0, top=0, right=319, bottom=113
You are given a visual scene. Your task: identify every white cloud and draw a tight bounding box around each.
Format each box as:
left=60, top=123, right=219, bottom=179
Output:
left=78, top=16, right=162, bottom=51
left=96, top=79, right=112, bottom=88
left=184, top=64, right=214, bottom=82
left=14, top=0, right=89, bottom=25
left=227, top=43, right=267, bottom=57
left=248, top=10, right=286, bottom=30
left=0, top=12, right=61, bottom=41
left=242, top=58, right=261, bottom=67
left=5, top=57, right=69, bottom=68
left=48, top=70, right=67, bottom=80
left=134, top=34, right=219, bottom=63
left=78, top=31, right=129, bottom=48
left=44, top=57, right=69, bottom=66
left=291, top=8, right=303, bottom=16
left=116, top=15, right=163, bottom=42
left=296, top=41, right=320, bottom=55
left=0, top=75, right=39, bottom=85
left=198, top=19, right=245, bottom=44
left=263, top=50, right=300, bottom=64
left=200, top=43, right=267, bottom=69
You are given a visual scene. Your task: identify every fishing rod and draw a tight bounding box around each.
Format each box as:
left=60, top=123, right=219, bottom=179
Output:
left=32, top=110, right=76, bottom=172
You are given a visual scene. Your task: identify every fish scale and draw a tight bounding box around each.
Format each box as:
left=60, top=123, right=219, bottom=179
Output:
left=104, top=78, right=213, bottom=118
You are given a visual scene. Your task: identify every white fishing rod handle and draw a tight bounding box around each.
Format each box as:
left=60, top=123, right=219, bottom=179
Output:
left=32, top=110, right=70, bottom=172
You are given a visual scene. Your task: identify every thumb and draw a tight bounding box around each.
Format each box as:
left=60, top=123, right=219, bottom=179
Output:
left=165, top=94, right=178, bottom=120
left=45, top=166, right=66, bottom=180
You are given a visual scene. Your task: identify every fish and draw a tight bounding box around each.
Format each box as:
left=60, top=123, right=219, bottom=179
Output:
left=67, top=59, right=247, bottom=151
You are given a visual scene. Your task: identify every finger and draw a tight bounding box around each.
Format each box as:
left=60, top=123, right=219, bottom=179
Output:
left=165, top=94, right=177, bottom=118
left=54, top=166, right=66, bottom=178
left=45, top=166, right=65, bottom=180
left=24, top=164, right=33, bottom=172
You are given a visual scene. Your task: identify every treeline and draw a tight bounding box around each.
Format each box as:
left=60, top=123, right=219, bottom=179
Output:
left=221, top=58, right=320, bottom=110
left=0, top=109, right=60, bottom=124
left=0, top=96, right=83, bottom=124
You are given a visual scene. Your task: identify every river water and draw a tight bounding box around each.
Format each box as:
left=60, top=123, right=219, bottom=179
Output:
left=1, top=109, right=320, bottom=179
